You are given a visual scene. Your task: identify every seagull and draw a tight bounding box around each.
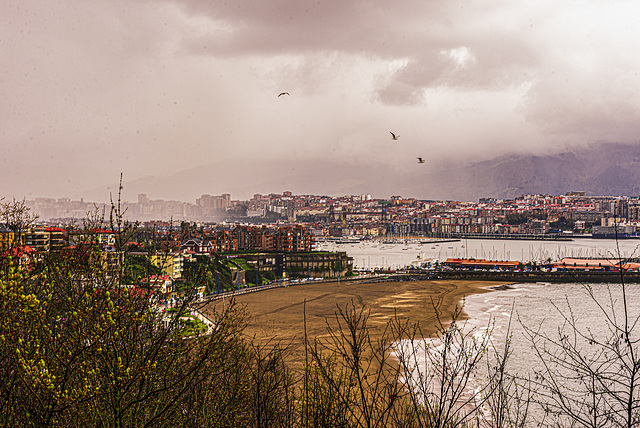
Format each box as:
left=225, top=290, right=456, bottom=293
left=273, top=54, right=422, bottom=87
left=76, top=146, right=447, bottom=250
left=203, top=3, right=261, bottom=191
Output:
left=278, top=92, right=290, bottom=97
left=417, top=157, right=425, bottom=163
left=390, top=131, right=399, bottom=140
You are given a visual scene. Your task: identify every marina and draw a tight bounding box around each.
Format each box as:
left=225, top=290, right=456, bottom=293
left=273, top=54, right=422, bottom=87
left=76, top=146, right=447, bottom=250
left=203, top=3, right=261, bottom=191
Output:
left=315, top=237, right=640, bottom=270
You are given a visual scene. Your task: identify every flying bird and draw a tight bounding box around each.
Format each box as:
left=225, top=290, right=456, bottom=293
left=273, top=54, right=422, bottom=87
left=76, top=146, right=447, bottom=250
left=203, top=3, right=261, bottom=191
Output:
left=278, top=92, right=290, bottom=97
left=417, top=157, right=425, bottom=164
left=390, top=132, right=399, bottom=140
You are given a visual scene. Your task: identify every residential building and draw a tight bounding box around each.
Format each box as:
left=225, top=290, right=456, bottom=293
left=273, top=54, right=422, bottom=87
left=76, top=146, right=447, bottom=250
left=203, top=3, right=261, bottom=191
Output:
left=0, top=224, right=14, bottom=252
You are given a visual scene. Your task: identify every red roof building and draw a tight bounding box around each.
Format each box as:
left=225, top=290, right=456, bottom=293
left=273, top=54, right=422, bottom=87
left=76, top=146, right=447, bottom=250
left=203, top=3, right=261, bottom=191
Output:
left=444, top=258, right=521, bottom=270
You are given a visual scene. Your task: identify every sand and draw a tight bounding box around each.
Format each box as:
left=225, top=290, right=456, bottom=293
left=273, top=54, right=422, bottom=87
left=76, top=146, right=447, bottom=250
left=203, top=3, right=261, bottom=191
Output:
left=203, top=279, right=509, bottom=365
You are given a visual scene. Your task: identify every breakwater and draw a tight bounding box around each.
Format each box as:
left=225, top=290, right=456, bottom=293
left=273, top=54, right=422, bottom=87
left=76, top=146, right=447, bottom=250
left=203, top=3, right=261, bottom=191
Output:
left=455, top=233, right=572, bottom=241
left=404, top=270, right=640, bottom=284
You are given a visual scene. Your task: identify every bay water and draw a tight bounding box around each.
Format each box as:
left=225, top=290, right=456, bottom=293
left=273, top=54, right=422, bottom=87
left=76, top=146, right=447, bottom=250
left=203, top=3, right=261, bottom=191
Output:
left=316, top=237, right=640, bottom=269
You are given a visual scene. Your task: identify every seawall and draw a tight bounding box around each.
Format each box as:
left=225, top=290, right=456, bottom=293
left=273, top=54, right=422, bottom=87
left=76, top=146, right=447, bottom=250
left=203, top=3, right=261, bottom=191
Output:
left=418, top=270, right=640, bottom=284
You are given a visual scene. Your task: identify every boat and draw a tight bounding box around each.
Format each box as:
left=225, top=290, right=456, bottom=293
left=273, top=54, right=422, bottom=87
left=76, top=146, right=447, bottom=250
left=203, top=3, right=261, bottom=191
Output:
left=337, top=237, right=362, bottom=244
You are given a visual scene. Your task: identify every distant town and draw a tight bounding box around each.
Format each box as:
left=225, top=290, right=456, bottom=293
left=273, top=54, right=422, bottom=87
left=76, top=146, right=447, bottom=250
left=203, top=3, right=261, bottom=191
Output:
left=3, top=189, right=640, bottom=296
left=18, top=190, right=640, bottom=240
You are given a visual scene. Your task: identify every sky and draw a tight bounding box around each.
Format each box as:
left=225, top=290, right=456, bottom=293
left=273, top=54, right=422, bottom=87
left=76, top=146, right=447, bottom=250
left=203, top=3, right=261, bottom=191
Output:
left=3, top=0, right=640, bottom=202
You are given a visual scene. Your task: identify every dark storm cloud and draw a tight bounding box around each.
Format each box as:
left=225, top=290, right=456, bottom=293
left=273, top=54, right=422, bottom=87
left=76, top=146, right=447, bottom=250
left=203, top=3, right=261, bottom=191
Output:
left=173, top=0, right=541, bottom=103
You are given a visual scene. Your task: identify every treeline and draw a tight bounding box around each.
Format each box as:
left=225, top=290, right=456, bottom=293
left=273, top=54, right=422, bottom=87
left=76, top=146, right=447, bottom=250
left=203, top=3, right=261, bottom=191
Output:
left=505, top=212, right=580, bottom=230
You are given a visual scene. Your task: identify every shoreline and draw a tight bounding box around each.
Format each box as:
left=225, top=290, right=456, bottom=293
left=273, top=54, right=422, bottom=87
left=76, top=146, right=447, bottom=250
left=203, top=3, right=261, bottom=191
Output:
left=204, top=279, right=511, bottom=364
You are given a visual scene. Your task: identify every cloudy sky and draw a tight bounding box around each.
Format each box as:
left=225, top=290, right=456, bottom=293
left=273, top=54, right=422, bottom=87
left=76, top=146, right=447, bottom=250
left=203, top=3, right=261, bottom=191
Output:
left=3, top=0, right=640, bottom=201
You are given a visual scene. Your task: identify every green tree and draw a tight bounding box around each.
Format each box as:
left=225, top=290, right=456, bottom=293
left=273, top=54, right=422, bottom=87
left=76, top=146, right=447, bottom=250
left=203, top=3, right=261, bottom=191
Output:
left=0, top=183, right=248, bottom=427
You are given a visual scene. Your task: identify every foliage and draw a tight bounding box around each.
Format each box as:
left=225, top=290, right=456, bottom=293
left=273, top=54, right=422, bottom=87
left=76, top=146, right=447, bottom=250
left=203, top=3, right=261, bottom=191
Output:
left=244, top=268, right=273, bottom=286
left=0, top=198, right=39, bottom=243
left=0, top=187, right=252, bottom=427
left=548, top=216, right=575, bottom=231
left=182, top=254, right=233, bottom=293
left=505, top=212, right=546, bottom=225
left=124, top=254, right=160, bottom=284
left=263, top=270, right=276, bottom=282
left=178, top=316, right=208, bottom=337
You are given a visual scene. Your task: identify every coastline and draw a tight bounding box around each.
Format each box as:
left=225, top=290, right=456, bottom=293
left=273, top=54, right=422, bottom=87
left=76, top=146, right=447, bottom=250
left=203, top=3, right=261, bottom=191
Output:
left=205, top=279, right=510, bottom=364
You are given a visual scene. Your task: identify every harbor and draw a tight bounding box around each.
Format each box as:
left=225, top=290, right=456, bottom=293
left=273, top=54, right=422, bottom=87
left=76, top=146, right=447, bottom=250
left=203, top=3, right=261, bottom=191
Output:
left=316, top=237, right=640, bottom=270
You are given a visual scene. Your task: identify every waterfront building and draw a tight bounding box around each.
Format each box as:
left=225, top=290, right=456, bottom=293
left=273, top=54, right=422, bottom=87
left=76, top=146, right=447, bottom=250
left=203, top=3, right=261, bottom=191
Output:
left=554, top=258, right=640, bottom=272
left=286, top=251, right=353, bottom=278
left=444, top=258, right=520, bottom=270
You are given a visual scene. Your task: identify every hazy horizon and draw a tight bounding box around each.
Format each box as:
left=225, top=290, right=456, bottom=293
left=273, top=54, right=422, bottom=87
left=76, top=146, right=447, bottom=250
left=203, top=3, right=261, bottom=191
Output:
left=4, top=0, right=640, bottom=201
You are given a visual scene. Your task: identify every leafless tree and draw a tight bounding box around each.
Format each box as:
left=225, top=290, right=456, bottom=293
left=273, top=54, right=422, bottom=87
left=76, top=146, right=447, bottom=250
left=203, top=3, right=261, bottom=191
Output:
left=391, top=302, right=517, bottom=428
left=0, top=197, right=39, bottom=244
left=483, top=306, right=531, bottom=428
left=301, top=299, right=525, bottom=428
left=303, top=302, right=408, bottom=428
left=521, top=231, right=640, bottom=427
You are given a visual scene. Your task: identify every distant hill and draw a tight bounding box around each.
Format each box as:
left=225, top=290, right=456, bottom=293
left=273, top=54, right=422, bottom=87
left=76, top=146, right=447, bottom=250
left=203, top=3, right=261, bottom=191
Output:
left=80, top=159, right=415, bottom=203
left=405, top=142, right=640, bottom=201
left=81, top=142, right=640, bottom=203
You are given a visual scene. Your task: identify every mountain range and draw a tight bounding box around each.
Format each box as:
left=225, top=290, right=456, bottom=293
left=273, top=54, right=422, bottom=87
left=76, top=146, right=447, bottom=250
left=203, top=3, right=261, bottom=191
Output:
left=83, top=142, right=640, bottom=203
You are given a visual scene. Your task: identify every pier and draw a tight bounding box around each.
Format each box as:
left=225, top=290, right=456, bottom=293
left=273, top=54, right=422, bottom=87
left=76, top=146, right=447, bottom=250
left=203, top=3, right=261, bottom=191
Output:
left=453, top=233, right=573, bottom=241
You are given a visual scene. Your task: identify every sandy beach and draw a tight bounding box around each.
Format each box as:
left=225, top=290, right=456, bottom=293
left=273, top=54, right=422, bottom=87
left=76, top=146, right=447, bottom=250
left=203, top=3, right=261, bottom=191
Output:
left=204, top=279, right=510, bottom=365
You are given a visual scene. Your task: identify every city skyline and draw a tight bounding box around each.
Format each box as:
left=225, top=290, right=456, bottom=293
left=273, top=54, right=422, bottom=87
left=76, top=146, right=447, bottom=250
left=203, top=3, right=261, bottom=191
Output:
left=4, top=1, right=640, bottom=201
left=18, top=187, right=640, bottom=225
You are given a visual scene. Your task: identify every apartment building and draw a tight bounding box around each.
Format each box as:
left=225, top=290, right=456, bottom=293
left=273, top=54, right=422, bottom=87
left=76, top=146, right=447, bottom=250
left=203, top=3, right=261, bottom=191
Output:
left=23, top=226, right=66, bottom=252
left=0, top=224, right=14, bottom=252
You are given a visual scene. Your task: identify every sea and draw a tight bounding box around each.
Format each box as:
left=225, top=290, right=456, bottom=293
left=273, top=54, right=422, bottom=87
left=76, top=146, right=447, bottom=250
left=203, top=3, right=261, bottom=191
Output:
left=317, top=238, right=640, bottom=425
